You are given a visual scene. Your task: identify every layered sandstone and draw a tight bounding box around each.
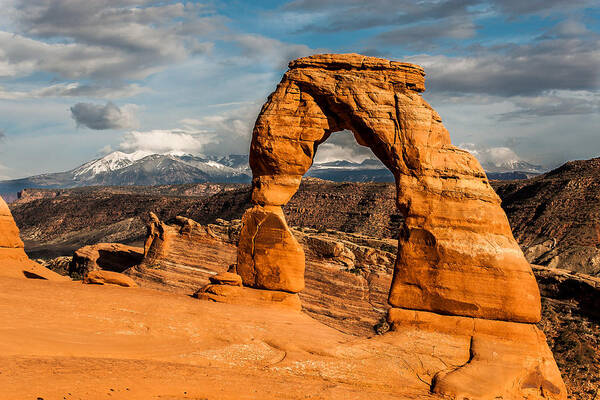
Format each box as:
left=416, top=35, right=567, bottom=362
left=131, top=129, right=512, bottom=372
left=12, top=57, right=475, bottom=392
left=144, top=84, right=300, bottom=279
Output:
left=0, top=275, right=553, bottom=400
left=124, top=214, right=395, bottom=335
left=125, top=213, right=237, bottom=292
left=0, top=196, right=67, bottom=280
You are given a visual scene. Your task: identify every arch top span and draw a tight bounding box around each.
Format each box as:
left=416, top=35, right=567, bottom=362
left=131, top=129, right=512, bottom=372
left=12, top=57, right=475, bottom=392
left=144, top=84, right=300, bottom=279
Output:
left=240, top=53, right=541, bottom=324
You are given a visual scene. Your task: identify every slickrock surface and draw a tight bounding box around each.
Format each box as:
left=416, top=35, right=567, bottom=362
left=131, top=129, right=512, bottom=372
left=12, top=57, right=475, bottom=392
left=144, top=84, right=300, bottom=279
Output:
left=493, top=158, right=600, bottom=276
left=44, top=216, right=599, bottom=398
left=6, top=189, right=598, bottom=397
left=70, top=242, right=143, bottom=278
left=0, top=277, right=562, bottom=400
left=126, top=213, right=238, bottom=292
left=0, top=196, right=66, bottom=280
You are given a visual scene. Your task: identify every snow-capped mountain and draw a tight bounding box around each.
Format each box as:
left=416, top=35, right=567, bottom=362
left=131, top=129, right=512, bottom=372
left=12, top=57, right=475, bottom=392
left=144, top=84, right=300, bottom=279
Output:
left=458, top=143, right=544, bottom=178
left=72, top=150, right=155, bottom=180
left=0, top=151, right=252, bottom=199
left=0, top=150, right=546, bottom=201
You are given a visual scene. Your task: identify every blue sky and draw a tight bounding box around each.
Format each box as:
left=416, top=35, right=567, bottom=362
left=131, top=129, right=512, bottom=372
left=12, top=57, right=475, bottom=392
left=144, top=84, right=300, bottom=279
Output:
left=0, top=0, right=598, bottom=179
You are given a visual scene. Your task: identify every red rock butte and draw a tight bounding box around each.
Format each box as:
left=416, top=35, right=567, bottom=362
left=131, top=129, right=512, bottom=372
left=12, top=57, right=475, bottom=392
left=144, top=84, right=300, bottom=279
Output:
left=227, top=53, right=567, bottom=399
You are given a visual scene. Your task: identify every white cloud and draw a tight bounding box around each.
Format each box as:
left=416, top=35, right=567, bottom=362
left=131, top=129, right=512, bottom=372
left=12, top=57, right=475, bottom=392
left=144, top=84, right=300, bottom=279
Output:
left=119, top=129, right=215, bottom=155
left=460, top=143, right=519, bottom=165
left=180, top=102, right=262, bottom=155
left=0, top=160, right=11, bottom=180
left=458, top=143, right=543, bottom=171
left=313, top=130, right=374, bottom=163
left=406, top=34, right=600, bottom=97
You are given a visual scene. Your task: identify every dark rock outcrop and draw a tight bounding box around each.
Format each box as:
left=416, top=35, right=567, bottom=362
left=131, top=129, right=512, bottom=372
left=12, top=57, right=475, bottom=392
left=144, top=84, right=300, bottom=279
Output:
left=493, top=158, right=600, bottom=276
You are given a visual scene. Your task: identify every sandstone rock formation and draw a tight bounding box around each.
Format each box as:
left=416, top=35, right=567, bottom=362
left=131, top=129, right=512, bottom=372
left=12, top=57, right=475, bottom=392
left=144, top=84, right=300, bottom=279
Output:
left=387, top=309, right=565, bottom=399
left=126, top=214, right=396, bottom=335
left=195, top=282, right=302, bottom=311
left=126, top=213, right=237, bottom=292
left=237, top=205, right=305, bottom=293
left=240, top=53, right=540, bottom=322
left=70, top=243, right=143, bottom=278
left=0, top=196, right=67, bottom=280
left=230, top=53, right=565, bottom=399
left=83, top=270, right=138, bottom=287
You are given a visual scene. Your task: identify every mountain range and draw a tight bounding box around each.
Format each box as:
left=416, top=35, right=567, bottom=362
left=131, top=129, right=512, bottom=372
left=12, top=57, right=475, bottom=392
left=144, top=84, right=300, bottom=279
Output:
left=0, top=150, right=544, bottom=201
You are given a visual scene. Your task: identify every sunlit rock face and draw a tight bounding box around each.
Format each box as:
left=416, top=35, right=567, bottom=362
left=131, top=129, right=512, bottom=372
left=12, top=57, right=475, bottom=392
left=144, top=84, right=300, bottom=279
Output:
left=0, top=196, right=67, bottom=280
left=232, top=53, right=566, bottom=399
left=242, top=53, right=540, bottom=322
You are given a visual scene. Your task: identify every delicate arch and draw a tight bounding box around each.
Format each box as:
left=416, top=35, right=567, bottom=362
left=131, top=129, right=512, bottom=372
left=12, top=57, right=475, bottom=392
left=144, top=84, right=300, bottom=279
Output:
left=238, top=54, right=541, bottom=323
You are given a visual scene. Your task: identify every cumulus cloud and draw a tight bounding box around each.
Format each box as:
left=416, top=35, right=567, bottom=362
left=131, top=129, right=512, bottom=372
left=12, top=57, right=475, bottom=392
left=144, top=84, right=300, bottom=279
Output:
left=70, top=102, right=138, bottom=130
left=492, top=0, right=597, bottom=17
left=180, top=102, right=263, bottom=155
left=280, top=0, right=596, bottom=33
left=408, top=36, right=599, bottom=97
left=372, top=16, right=477, bottom=50
left=281, top=0, right=480, bottom=33
left=119, top=129, right=214, bottom=155
left=0, top=163, right=10, bottom=180
left=459, top=143, right=541, bottom=171
left=497, top=90, right=600, bottom=120
left=313, top=130, right=375, bottom=164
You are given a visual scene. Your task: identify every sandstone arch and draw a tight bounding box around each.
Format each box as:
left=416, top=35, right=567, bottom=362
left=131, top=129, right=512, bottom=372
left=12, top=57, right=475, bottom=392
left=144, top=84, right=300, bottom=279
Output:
left=230, top=54, right=566, bottom=399
left=237, top=53, right=540, bottom=323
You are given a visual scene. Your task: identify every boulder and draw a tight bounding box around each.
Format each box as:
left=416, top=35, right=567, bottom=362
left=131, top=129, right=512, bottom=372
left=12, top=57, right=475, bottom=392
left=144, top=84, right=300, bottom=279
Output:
left=209, top=272, right=243, bottom=286
left=237, top=205, right=305, bottom=293
left=70, top=243, right=143, bottom=278
left=387, top=308, right=566, bottom=400
left=194, top=284, right=301, bottom=311
left=83, top=270, right=137, bottom=287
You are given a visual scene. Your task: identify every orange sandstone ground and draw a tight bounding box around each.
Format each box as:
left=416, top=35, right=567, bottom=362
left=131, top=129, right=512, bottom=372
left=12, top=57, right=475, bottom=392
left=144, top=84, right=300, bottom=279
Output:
left=0, top=276, right=450, bottom=400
